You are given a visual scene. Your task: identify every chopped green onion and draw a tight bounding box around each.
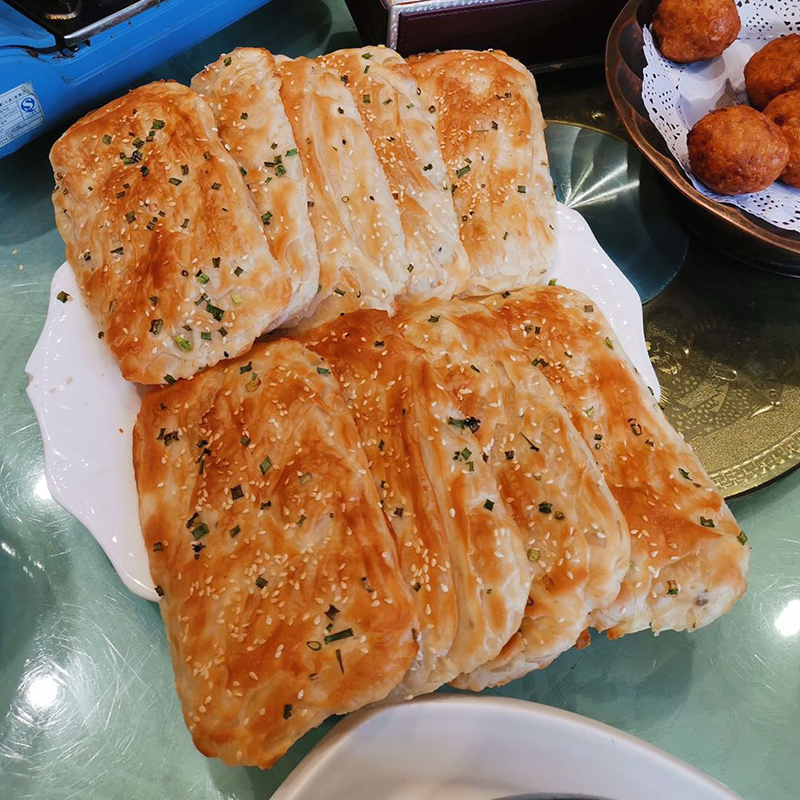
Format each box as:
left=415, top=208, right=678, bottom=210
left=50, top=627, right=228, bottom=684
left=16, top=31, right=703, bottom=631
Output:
left=192, top=523, right=209, bottom=540
left=527, top=548, right=540, bottom=562
left=231, top=294, right=242, bottom=305
left=700, top=517, right=715, bottom=528
left=260, top=456, right=272, bottom=474
left=164, top=374, right=176, bottom=385
left=173, top=335, right=192, bottom=351
left=206, top=302, right=224, bottom=321
left=56, top=291, right=71, bottom=303
left=667, top=580, right=679, bottom=595
left=151, top=119, right=165, bottom=129
left=211, top=182, right=221, bottom=190
left=737, top=531, right=748, bottom=545
left=196, top=270, right=209, bottom=285
left=517, top=185, right=527, bottom=193
left=169, top=177, right=182, bottom=186
left=317, top=367, right=330, bottom=374
left=605, top=337, right=614, bottom=349
left=149, top=318, right=163, bottom=335
left=255, top=575, right=268, bottom=589
left=484, top=499, right=494, bottom=511
left=200, top=331, right=211, bottom=341
left=285, top=148, right=298, bottom=157
left=324, top=628, right=354, bottom=644
left=456, top=164, right=471, bottom=179
left=230, top=484, right=244, bottom=500
left=299, top=472, right=313, bottom=485
left=539, top=502, right=552, bottom=514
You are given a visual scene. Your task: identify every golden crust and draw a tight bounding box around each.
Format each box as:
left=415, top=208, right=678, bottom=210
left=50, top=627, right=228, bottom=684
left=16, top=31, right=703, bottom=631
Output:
left=652, top=0, right=740, bottom=64
left=764, top=89, right=800, bottom=188
left=50, top=81, right=291, bottom=384
left=484, top=286, right=749, bottom=639
left=191, top=49, right=320, bottom=328
left=745, top=34, right=800, bottom=111
left=133, top=339, right=417, bottom=767
left=319, top=47, right=470, bottom=298
left=302, top=310, right=529, bottom=696
left=397, top=298, right=629, bottom=689
left=276, top=56, right=410, bottom=330
left=408, top=50, right=556, bottom=295
left=687, top=105, right=789, bottom=195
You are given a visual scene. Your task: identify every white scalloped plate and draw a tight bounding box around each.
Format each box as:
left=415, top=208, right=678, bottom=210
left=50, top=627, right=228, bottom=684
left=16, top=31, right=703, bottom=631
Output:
left=25, top=204, right=660, bottom=601
left=272, top=695, right=741, bottom=800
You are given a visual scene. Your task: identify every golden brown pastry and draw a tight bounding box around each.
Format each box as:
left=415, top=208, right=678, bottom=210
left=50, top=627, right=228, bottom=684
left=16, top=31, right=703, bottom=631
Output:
left=744, top=34, right=800, bottom=111
left=276, top=56, right=410, bottom=329
left=484, top=286, right=750, bottom=639
left=133, top=338, right=417, bottom=768
left=652, top=0, right=740, bottom=64
left=319, top=47, right=470, bottom=298
left=302, top=310, right=529, bottom=696
left=687, top=105, right=788, bottom=195
left=191, top=48, right=320, bottom=328
left=764, top=89, right=800, bottom=188
left=397, top=298, right=629, bottom=689
left=408, top=50, right=556, bottom=295
left=49, top=81, right=291, bottom=384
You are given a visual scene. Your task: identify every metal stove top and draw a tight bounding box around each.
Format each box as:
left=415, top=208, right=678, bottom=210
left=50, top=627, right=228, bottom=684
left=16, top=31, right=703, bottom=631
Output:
left=5, top=0, right=162, bottom=45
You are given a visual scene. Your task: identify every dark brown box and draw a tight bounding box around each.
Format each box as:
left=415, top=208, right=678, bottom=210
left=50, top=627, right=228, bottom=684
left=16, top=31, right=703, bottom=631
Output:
left=344, top=0, right=628, bottom=69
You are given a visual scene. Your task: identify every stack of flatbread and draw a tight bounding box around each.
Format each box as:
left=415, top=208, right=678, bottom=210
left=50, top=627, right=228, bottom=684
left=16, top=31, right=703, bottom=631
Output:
left=49, top=46, right=749, bottom=769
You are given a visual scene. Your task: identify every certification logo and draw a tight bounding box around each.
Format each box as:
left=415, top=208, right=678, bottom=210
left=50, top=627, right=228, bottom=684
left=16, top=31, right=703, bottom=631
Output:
left=20, top=96, right=38, bottom=114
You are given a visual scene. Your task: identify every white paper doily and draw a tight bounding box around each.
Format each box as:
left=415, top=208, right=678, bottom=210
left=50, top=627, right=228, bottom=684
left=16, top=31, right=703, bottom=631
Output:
left=642, top=1, right=800, bottom=231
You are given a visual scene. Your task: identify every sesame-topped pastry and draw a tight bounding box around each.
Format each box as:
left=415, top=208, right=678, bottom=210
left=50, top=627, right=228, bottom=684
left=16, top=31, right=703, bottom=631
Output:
left=303, top=310, right=529, bottom=697
left=49, top=81, right=291, bottom=384
left=397, top=298, right=629, bottom=689
left=485, top=286, right=750, bottom=639
left=192, top=49, right=321, bottom=328
left=133, top=338, right=417, bottom=768
left=319, top=47, right=470, bottom=299
left=408, top=50, right=557, bottom=296
left=276, top=56, right=410, bottom=330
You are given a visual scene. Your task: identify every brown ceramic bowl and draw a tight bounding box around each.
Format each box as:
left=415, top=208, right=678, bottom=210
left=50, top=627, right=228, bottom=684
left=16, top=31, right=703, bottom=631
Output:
left=605, top=0, right=800, bottom=274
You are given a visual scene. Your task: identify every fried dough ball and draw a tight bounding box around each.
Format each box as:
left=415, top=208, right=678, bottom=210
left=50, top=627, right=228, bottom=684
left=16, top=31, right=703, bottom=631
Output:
left=687, top=105, right=789, bottom=195
left=744, top=35, right=800, bottom=110
left=652, top=0, right=740, bottom=63
left=764, top=90, right=800, bottom=188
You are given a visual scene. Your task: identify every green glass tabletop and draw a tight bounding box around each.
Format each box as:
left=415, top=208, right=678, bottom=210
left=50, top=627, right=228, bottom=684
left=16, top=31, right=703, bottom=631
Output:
left=1, top=3, right=798, bottom=799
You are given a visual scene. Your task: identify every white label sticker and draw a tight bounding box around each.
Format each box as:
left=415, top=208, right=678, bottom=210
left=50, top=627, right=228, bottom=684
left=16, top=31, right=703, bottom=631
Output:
left=0, top=83, right=45, bottom=149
